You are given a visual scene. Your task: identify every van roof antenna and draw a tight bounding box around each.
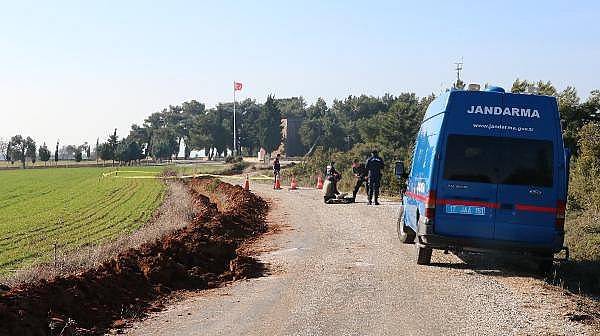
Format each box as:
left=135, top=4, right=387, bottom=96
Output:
left=453, top=57, right=465, bottom=89
left=454, top=58, right=463, bottom=82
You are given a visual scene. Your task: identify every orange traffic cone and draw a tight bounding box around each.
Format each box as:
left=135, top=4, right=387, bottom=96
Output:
left=290, top=176, right=298, bottom=190
left=316, top=175, right=324, bottom=189
left=243, top=175, right=250, bottom=191
left=274, top=176, right=282, bottom=190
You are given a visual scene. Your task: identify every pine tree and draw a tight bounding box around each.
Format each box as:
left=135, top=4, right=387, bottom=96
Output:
left=108, top=129, right=119, bottom=165
left=55, top=141, right=59, bottom=163
left=96, top=138, right=99, bottom=164
left=39, top=143, right=51, bottom=166
left=257, top=95, right=282, bottom=154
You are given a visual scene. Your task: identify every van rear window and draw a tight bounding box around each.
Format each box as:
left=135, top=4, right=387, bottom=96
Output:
left=443, top=135, right=553, bottom=187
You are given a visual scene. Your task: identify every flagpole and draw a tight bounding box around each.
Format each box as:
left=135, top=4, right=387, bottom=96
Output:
left=233, top=81, right=236, bottom=156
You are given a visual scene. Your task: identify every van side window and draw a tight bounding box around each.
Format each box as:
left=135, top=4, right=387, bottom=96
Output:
left=443, top=135, right=553, bottom=187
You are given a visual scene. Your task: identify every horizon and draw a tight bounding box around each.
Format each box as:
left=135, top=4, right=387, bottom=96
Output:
left=2, top=1, right=599, bottom=146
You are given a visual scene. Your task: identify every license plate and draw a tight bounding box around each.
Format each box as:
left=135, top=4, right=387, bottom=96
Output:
left=445, top=204, right=486, bottom=216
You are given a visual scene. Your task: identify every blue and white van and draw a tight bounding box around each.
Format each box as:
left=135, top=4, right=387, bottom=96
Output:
left=395, top=86, right=569, bottom=272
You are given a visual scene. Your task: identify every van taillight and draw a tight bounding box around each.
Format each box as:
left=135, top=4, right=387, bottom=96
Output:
left=424, top=192, right=436, bottom=219
left=555, top=200, right=566, bottom=231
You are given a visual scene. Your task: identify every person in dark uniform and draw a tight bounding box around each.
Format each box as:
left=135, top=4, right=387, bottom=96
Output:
left=351, top=159, right=368, bottom=201
left=366, top=150, right=384, bottom=205
left=272, top=153, right=281, bottom=186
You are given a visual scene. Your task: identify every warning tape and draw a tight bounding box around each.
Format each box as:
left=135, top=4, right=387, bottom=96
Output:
left=104, top=172, right=274, bottom=180
left=101, top=170, right=157, bottom=177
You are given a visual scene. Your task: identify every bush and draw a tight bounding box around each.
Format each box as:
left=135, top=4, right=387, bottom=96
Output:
left=74, top=150, right=83, bottom=162
left=225, top=155, right=243, bottom=164
left=565, top=210, right=600, bottom=261
left=229, top=161, right=249, bottom=174
left=568, top=163, right=600, bottom=212
left=577, top=122, right=600, bottom=176
left=568, top=122, right=600, bottom=213
left=558, top=121, right=600, bottom=295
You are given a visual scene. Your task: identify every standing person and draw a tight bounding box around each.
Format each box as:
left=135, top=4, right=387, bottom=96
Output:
left=366, top=150, right=384, bottom=205
left=272, top=153, right=281, bottom=188
left=351, top=159, right=368, bottom=201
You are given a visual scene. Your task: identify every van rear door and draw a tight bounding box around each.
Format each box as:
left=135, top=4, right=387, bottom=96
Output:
left=435, top=91, right=506, bottom=240
left=494, top=138, right=556, bottom=243
left=435, top=134, right=498, bottom=239
left=493, top=95, right=559, bottom=244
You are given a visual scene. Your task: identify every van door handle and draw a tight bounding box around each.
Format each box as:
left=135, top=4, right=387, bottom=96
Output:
left=500, top=203, right=514, bottom=210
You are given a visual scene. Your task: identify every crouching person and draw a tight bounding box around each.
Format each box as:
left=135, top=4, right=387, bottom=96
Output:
left=323, top=162, right=341, bottom=203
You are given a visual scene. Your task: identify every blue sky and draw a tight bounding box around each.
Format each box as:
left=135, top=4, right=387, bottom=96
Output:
left=1, top=1, right=599, bottom=145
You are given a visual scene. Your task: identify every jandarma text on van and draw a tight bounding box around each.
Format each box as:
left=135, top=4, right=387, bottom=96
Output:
left=467, top=105, right=541, bottom=118
left=472, top=123, right=534, bottom=132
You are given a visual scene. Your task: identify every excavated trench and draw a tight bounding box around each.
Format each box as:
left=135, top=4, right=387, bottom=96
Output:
left=0, top=178, right=268, bottom=336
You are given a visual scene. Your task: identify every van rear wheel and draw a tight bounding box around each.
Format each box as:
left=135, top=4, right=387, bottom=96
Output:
left=416, top=245, right=432, bottom=265
left=397, top=210, right=415, bottom=244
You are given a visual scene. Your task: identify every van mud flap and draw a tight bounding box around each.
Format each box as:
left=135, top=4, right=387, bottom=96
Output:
left=557, top=246, right=570, bottom=262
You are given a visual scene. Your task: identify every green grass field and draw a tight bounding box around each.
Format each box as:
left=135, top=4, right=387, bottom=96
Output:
left=0, top=167, right=165, bottom=273
left=0, top=167, right=165, bottom=274
left=0, top=163, right=229, bottom=274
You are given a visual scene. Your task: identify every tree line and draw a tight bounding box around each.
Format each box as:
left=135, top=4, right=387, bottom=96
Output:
left=95, top=95, right=285, bottom=165
left=1, top=79, right=598, bottom=169
left=0, top=136, right=93, bottom=168
left=0, top=94, right=286, bottom=167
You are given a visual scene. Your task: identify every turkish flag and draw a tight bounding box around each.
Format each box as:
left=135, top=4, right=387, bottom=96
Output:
left=234, top=82, right=243, bottom=91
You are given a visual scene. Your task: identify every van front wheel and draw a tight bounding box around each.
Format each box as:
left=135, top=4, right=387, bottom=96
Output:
left=397, top=211, right=416, bottom=244
left=416, top=245, right=432, bottom=265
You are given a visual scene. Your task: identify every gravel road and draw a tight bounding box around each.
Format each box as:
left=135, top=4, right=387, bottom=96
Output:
left=125, top=182, right=597, bottom=336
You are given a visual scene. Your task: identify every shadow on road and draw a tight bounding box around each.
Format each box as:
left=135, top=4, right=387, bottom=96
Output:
left=431, top=252, right=541, bottom=277
left=430, top=252, right=600, bottom=300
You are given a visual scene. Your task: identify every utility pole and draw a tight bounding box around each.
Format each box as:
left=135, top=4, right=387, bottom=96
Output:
left=233, top=82, right=236, bottom=156
left=233, top=81, right=243, bottom=156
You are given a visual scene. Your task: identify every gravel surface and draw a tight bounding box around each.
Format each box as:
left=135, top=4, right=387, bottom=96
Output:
left=125, top=182, right=597, bottom=336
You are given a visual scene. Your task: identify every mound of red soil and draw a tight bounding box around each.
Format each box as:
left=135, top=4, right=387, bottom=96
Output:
left=0, top=179, right=268, bottom=336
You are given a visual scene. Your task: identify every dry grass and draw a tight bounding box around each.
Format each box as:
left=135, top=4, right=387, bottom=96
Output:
left=1, top=180, right=194, bottom=287
left=549, top=210, right=600, bottom=296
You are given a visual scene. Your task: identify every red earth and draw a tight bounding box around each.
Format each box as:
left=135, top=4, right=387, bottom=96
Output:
left=0, top=178, right=268, bottom=336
